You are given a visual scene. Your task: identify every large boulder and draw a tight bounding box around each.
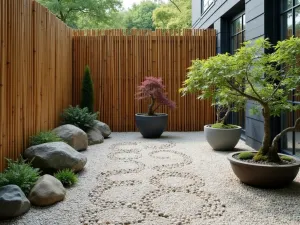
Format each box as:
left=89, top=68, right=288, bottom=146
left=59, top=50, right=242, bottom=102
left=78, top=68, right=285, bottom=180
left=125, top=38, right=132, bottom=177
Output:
left=24, top=142, right=87, bottom=172
left=87, top=127, right=104, bottom=145
left=28, top=175, right=66, bottom=206
left=0, top=185, right=30, bottom=219
left=93, top=120, right=111, bottom=138
left=52, top=124, right=88, bottom=151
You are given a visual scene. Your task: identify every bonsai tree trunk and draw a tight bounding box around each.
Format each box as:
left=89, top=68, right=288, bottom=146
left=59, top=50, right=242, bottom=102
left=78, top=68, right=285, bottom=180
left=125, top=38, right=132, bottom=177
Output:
left=221, top=107, right=231, bottom=125
left=260, top=106, right=271, bottom=155
left=216, top=106, right=231, bottom=124
left=258, top=105, right=281, bottom=162
left=148, top=95, right=156, bottom=116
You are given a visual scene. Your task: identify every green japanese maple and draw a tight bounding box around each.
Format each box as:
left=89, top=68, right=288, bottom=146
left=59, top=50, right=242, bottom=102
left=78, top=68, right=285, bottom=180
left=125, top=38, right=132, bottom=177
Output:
left=180, top=37, right=300, bottom=163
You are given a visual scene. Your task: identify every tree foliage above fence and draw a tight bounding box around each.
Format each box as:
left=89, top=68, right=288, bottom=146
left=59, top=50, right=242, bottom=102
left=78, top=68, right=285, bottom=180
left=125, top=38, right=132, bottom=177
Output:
left=153, top=0, right=191, bottom=29
left=37, top=0, right=192, bottom=30
left=123, top=0, right=160, bottom=30
left=37, top=0, right=122, bottom=28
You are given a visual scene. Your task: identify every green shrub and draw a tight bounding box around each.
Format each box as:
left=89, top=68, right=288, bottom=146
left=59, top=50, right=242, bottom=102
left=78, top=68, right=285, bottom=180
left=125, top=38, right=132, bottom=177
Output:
left=211, top=123, right=239, bottom=129
left=61, top=106, right=98, bottom=131
left=0, top=157, right=40, bottom=195
left=30, top=131, right=63, bottom=146
left=80, top=65, right=94, bottom=113
left=54, top=169, right=78, bottom=187
left=280, top=155, right=293, bottom=162
left=238, top=152, right=255, bottom=160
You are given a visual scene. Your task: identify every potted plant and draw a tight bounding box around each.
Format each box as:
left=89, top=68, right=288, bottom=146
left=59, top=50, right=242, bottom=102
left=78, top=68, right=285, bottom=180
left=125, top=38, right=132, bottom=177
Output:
left=203, top=95, right=246, bottom=150
left=135, top=77, right=176, bottom=138
left=181, top=37, right=300, bottom=187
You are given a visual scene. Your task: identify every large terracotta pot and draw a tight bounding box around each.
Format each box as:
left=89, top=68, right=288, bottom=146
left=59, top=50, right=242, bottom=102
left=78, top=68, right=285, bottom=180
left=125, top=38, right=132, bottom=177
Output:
left=228, top=151, right=300, bottom=188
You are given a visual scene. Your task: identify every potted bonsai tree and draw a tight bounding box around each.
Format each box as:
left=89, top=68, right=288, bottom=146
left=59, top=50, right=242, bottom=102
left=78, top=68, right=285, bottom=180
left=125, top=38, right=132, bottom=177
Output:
left=203, top=94, right=246, bottom=150
left=135, top=76, right=176, bottom=138
left=181, top=37, right=300, bottom=187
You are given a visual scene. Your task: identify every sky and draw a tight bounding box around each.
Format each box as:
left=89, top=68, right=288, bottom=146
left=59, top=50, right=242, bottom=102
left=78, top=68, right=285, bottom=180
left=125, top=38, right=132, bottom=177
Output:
left=122, top=0, right=168, bottom=9
left=123, top=0, right=144, bottom=9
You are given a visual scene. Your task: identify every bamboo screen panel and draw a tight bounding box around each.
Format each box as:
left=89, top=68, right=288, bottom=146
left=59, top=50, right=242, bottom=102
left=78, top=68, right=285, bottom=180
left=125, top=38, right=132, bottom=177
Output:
left=0, top=0, right=73, bottom=171
left=73, top=29, right=216, bottom=132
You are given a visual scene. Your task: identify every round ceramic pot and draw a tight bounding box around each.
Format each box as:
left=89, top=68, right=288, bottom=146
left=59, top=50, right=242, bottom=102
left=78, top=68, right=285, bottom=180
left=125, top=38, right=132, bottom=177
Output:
left=228, top=151, right=300, bottom=188
left=204, top=125, right=242, bottom=151
left=135, top=113, right=168, bottom=138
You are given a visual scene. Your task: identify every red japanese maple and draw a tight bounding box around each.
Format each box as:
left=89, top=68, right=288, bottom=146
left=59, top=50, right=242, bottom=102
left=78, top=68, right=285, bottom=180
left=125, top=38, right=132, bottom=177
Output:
left=136, top=77, right=176, bottom=116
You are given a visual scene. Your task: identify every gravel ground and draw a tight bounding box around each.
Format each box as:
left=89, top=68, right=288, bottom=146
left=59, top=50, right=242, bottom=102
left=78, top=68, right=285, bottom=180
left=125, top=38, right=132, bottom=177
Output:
left=2, top=132, right=300, bottom=225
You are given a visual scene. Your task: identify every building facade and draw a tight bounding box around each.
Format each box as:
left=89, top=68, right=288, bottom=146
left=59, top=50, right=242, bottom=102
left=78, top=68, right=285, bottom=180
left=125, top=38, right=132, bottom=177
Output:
left=192, top=0, right=300, bottom=156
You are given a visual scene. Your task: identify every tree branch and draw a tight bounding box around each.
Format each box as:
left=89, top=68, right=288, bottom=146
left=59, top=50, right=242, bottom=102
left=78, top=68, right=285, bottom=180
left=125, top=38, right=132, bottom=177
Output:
left=271, top=117, right=300, bottom=150
left=267, top=72, right=287, bottom=102
left=216, top=106, right=221, bottom=123
left=64, top=7, right=82, bottom=18
left=245, top=66, right=263, bottom=101
left=243, top=45, right=264, bottom=101
left=153, top=104, right=161, bottom=113
left=169, top=0, right=182, bottom=12
left=220, top=106, right=231, bottom=124
left=59, top=11, right=66, bottom=22
left=225, top=78, right=263, bottom=104
left=216, top=105, right=227, bottom=123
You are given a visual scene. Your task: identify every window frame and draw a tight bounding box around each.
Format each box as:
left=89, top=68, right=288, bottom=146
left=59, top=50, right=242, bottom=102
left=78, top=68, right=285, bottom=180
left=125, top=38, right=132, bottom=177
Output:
left=230, top=13, right=246, bottom=53
left=201, top=0, right=214, bottom=15
left=280, top=0, right=300, bottom=39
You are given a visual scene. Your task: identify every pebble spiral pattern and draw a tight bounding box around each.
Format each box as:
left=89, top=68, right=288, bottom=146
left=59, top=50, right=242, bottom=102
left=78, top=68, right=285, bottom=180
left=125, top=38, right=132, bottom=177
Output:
left=80, top=141, right=225, bottom=225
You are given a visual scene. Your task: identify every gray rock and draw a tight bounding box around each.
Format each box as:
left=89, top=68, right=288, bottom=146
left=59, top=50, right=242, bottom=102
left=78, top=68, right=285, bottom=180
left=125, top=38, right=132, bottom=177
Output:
left=29, top=175, right=66, bottom=206
left=24, top=142, right=87, bottom=172
left=93, top=120, right=111, bottom=138
left=53, top=124, right=88, bottom=151
left=0, top=185, right=30, bottom=219
left=87, top=127, right=104, bottom=145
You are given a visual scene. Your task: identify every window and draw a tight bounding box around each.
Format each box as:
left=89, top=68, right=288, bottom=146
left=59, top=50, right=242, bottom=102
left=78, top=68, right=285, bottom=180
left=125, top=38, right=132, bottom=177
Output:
left=229, top=13, right=246, bottom=133
left=202, top=0, right=214, bottom=14
left=281, top=0, right=300, bottom=39
left=231, top=14, right=246, bottom=53
left=280, top=0, right=300, bottom=156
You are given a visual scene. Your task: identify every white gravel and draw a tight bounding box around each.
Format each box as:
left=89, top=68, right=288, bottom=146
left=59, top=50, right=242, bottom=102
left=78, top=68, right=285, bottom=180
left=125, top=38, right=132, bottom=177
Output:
left=2, top=132, right=300, bottom=225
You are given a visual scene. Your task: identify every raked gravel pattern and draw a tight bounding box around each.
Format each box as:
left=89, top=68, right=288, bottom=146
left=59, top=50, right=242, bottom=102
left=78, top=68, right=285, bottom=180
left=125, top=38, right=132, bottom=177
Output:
left=2, top=132, right=300, bottom=225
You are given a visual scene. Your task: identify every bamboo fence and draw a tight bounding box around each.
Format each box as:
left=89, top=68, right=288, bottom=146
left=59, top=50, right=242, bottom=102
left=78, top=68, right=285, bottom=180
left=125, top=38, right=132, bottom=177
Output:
left=0, top=0, right=216, bottom=171
left=0, top=0, right=73, bottom=171
left=73, top=29, right=216, bottom=132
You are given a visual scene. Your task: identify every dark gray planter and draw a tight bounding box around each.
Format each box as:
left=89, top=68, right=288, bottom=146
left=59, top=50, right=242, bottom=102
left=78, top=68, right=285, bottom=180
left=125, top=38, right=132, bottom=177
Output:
left=204, top=125, right=242, bottom=151
left=135, top=113, right=168, bottom=138
left=228, top=151, right=300, bottom=188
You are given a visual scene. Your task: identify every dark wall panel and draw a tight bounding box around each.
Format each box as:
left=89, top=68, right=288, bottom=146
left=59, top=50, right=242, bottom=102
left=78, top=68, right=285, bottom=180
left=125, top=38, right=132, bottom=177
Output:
left=193, top=0, right=241, bottom=29
left=244, top=0, right=265, bottom=149
left=245, top=0, right=264, bottom=40
left=246, top=0, right=264, bottom=21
